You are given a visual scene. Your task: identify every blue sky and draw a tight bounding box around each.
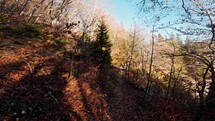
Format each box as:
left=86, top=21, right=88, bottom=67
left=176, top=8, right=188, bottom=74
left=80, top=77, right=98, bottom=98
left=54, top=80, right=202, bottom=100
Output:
left=109, top=0, right=213, bottom=42
left=109, top=0, right=185, bottom=40
left=110, top=0, right=139, bottom=28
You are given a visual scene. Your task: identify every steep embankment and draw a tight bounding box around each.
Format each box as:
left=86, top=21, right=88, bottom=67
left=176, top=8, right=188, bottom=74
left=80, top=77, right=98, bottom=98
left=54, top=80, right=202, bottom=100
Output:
left=0, top=38, right=111, bottom=121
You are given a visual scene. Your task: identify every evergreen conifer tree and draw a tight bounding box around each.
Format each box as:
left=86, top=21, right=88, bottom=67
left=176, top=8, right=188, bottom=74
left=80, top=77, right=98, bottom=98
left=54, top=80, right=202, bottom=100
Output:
left=92, top=20, right=112, bottom=68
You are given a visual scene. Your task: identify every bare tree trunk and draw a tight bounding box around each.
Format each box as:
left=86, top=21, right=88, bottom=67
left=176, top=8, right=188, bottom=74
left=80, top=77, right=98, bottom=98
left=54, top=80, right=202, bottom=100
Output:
left=140, top=48, right=147, bottom=78
left=167, top=57, right=174, bottom=97
left=199, top=66, right=210, bottom=109
left=28, top=6, right=38, bottom=22
left=19, top=0, right=30, bottom=16
left=146, top=24, right=155, bottom=93
left=32, top=0, right=46, bottom=23
left=172, top=66, right=182, bottom=98
left=134, top=60, right=140, bottom=82
left=127, top=28, right=136, bottom=81
left=28, top=0, right=46, bottom=22
left=9, top=0, right=21, bottom=15
left=43, top=0, right=54, bottom=11
left=42, top=0, right=54, bottom=21
left=206, top=65, right=215, bottom=102
left=167, top=46, right=176, bottom=97
left=194, top=65, right=210, bottom=121
left=56, top=0, right=69, bottom=21
left=197, top=65, right=215, bottom=121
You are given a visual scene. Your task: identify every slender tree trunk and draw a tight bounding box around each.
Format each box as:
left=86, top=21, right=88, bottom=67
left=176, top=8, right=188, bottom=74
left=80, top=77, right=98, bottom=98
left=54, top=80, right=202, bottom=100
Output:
left=28, top=6, right=38, bottom=22
left=9, top=0, right=21, bottom=15
left=146, top=25, right=155, bottom=93
left=19, top=0, right=30, bottom=16
left=167, top=45, right=175, bottom=97
left=198, top=65, right=215, bottom=121
left=43, top=0, right=54, bottom=12
left=206, top=65, right=215, bottom=103
left=35, top=0, right=46, bottom=22
left=199, top=66, right=210, bottom=109
left=127, top=28, right=136, bottom=81
left=167, top=57, right=174, bottom=97
left=56, top=0, right=67, bottom=21
left=172, top=66, right=182, bottom=98
left=141, top=48, right=147, bottom=79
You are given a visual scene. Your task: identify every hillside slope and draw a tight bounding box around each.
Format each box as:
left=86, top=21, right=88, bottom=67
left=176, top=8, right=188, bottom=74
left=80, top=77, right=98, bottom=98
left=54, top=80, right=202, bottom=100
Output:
left=0, top=37, right=195, bottom=121
left=0, top=38, right=112, bottom=121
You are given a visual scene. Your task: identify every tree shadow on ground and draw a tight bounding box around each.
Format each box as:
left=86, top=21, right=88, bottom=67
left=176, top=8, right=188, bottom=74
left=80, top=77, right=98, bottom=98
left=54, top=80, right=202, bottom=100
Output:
left=68, top=52, right=111, bottom=121
left=0, top=56, right=82, bottom=121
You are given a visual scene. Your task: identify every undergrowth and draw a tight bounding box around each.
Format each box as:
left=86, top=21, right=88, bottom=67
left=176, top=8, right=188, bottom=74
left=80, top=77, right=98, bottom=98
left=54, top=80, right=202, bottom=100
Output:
left=0, top=14, right=42, bottom=39
left=11, top=24, right=42, bottom=39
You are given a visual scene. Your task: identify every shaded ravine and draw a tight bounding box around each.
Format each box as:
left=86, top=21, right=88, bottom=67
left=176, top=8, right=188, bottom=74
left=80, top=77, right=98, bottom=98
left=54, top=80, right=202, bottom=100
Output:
left=109, top=71, right=146, bottom=121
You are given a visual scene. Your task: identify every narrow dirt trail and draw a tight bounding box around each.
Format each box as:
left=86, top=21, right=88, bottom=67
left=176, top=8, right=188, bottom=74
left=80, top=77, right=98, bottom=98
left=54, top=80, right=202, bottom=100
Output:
left=109, top=71, right=146, bottom=121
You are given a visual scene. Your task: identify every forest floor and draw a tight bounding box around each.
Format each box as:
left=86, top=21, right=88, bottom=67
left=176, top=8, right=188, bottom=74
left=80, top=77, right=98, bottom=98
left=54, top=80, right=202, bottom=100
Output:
left=0, top=37, right=109, bottom=121
left=0, top=37, right=152, bottom=121
left=0, top=37, right=194, bottom=121
left=108, top=69, right=147, bottom=121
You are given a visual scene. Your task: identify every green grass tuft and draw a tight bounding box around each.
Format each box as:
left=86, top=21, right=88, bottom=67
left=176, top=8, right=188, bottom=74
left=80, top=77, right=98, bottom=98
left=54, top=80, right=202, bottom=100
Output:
left=54, top=38, right=68, bottom=45
left=11, top=24, right=42, bottom=38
